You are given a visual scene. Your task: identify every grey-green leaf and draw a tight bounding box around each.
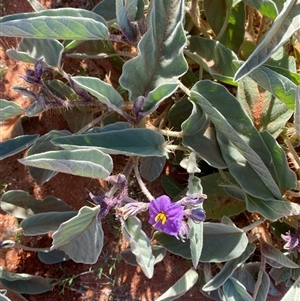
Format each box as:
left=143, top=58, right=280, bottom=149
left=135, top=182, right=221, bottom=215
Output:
left=119, top=0, right=188, bottom=100
left=0, top=267, right=51, bottom=294
left=155, top=268, right=198, bottom=301
left=71, top=76, right=123, bottom=110
left=260, top=240, right=299, bottom=268
left=51, top=206, right=103, bottom=264
left=0, top=190, right=73, bottom=219
left=7, top=38, right=64, bottom=67
left=234, top=0, right=300, bottom=80
left=0, top=99, right=24, bottom=121
left=19, top=149, right=113, bottom=179
left=52, top=128, right=167, bottom=157
left=0, top=8, right=109, bottom=40
left=223, top=277, right=253, bottom=301
left=190, top=80, right=282, bottom=200
left=281, top=274, right=300, bottom=301
left=202, top=243, right=256, bottom=291
left=241, top=0, right=278, bottom=19
left=154, top=222, right=248, bottom=262
left=21, top=211, right=77, bottom=235
left=122, top=217, right=155, bottom=279
left=0, top=135, right=39, bottom=160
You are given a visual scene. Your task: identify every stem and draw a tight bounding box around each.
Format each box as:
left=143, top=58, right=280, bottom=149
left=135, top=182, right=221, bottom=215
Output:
left=242, top=218, right=265, bottom=233
left=166, top=145, right=187, bottom=152
left=178, top=81, right=191, bottom=96
left=285, top=138, right=300, bottom=168
left=134, top=159, right=154, bottom=201
left=147, top=125, right=183, bottom=138
left=75, top=111, right=111, bottom=134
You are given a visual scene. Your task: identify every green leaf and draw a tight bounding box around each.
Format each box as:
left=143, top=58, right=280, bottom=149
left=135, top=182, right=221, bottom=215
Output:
left=140, top=156, right=166, bottom=182
left=281, top=274, right=300, bottom=301
left=0, top=99, right=24, bottom=121
left=203, top=243, right=256, bottom=291
left=189, top=220, right=203, bottom=269
left=246, top=195, right=300, bottom=220
left=142, top=83, right=178, bottom=114
left=0, top=8, right=109, bottom=40
left=52, top=128, right=167, bottom=157
left=234, top=0, right=300, bottom=80
left=0, top=190, right=73, bottom=219
left=190, top=80, right=282, bottom=200
left=0, top=135, right=39, bottom=160
left=186, top=36, right=239, bottom=85
left=21, top=211, right=77, bottom=235
left=160, top=174, right=185, bottom=199
left=122, top=217, right=155, bottom=279
left=71, top=76, right=123, bottom=110
left=155, top=268, right=198, bottom=301
left=116, top=0, right=137, bottom=42
left=182, top=99, right=227, bottom=169
left=260, top=240, right=299, bottom=268
left=237, top=76, right=293, bottom=137
left=38, top=249, right=70, bottom=264
left=254, top=271, right=270, bottom=301
left=219, top=1, right=245, bottom=54
left=6, top=38, right=64, bottom=67
left=27, top=130, right=71, bottom=184
left=51, top=206, right=103, bottom=264
left=154, top=222, right=248, bottom=262
left=93, top=0, right=116, bottom=21
left=201, top=173, right=246, bottom=219
left=248, top=65, right=297, bottom=110
left=19, top=149, right=113, bottom=179
left=223, top=277, right=253, bottom=301
left=119, top=0, right=188, bottom=100
left=0, top=267, right=51, bottom=294
left=241, top=0, right=278, bottom=19
left=260, top=131, right=296, bottom=192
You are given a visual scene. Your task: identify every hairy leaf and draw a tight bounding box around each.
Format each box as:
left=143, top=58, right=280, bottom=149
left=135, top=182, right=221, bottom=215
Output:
left=120, top=0, right=188, bottom=100
left=155, top=268, right=198, bottom=301
left=0, top=190, right=72, bottom=219
left=52, top=128, right=167, bottom=157
left=19, top=149, right=113, bottom=179
left=0, top=8, right=109, bottom=40
left=122, top=217, right=155, bottom=278
left=51, top=206, right=103, bottom=264
left=234, top=0, right=300, bottom=80
left=223, top=277, right=253, bottom=301
left=0, top=135, right=39, bottom=160
left=0, top=99, right=24, bottom=121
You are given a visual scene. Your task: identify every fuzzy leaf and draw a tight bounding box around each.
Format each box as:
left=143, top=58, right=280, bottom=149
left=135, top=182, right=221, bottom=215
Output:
left=21, top=211, right=77, bottom=235
left=260, top=240, right=299, bottom=268
left=0, top=190, right=73, bottom=219
left=234, top=0, right=300, bottom=80
left=0, top=99, right=24, bottom=121
left=0, top=135, right=39, bottom=160
left=0, top=8, right=109, bottom=40
left=122, top=217, right=155, bottom=278
left=281, top=274, right=300, bottom=301
left=190, top=80, right=282, bottom=200
left=241, top=0, right=278, bottom=19
left=119, top=0, right=187, bottom=100
left=7, top=38, right=64, bottom=67
left=52, top=128, right=167, bottom=157
left=51, top=206, right=103, bottom=264
left=237, top=76, right=293, bottom=137
left=155, top=268, right=198, bottom=301
left=154, top=222, right=248, bottom=262
left=203, top=243, right=256, bottom=291
left=0, top=267, right=51, bottom=294
left=223, top=277, right=253, bottom=301
left=19, top=149, right=113, bottom=179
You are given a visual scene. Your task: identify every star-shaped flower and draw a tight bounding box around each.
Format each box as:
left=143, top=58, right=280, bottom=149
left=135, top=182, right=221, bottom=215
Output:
left=149, top=195, right=184, bottom=236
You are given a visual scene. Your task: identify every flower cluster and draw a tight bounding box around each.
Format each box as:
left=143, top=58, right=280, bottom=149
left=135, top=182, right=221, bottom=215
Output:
left=281, top=221, right=300, bottom=253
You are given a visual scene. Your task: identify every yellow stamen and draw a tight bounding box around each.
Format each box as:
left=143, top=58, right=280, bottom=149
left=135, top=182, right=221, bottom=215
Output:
left=155, top=212, right=168, bottom=225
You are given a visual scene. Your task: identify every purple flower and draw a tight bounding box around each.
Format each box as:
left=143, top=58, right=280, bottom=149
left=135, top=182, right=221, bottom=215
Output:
left=149, top=195, right=184, bottom=236
left=281, top=221, right=300, bottom=252
left=184, top=208, right=206, bottom=223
